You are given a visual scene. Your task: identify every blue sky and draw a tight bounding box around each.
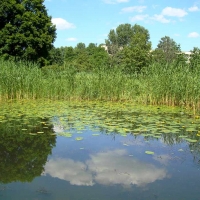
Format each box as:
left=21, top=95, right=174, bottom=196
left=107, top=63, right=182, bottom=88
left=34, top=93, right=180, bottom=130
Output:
left=44, top=0, right=200, bottom=51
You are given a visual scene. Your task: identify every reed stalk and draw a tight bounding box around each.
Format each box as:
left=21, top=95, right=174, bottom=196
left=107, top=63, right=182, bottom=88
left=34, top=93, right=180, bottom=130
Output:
left=0, top=59, right=200, bottom=111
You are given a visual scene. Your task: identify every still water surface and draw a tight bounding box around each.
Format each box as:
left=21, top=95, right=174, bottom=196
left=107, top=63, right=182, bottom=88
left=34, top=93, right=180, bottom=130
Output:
left=0, top=101, right=200, bottom=200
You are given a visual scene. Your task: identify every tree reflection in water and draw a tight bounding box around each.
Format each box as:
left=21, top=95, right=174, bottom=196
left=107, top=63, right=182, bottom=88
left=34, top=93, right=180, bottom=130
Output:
left=0, top=117, right=56, bottom=183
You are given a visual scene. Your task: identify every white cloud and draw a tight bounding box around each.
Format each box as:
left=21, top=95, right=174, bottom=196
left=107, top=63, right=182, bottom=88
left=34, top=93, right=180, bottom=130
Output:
left=188, top=6, right=200, bottom=12
left=152, top=14, right=170, bottom=23
left=161, top=7, right=188, bottom=17
left=130, top=14, right=149, bottom=22
left=52, top=18, right=75, bottom=30
left=103, top=0, right=129, bottom=4
left=66, top=38, right=78, bottom=42
left=188, top=32, right=200, bottom=38
left=121, top=6, right=147, bottom=13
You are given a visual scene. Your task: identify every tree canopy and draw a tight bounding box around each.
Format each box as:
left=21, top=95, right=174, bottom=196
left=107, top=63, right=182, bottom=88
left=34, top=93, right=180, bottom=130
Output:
left=105, top=23, right=151, bottom=72
left=105, top=23, right=150, bottom=55
left=153, top=36, right=182, bottom=64
left=190, top=47, right=200, bottom=70
left=0, top=0, right=56, bottom=66
left=120, top=32, right=152, bottom=73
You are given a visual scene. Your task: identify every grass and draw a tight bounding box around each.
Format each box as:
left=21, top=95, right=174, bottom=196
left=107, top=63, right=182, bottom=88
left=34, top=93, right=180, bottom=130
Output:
left=0, top=59, right=200, bottom=111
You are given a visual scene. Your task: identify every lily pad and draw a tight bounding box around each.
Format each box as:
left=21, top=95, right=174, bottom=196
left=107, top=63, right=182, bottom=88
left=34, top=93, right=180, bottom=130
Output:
left=185, top=138, right=198, bottom=143
left=75, top=137, right=83, bottom=141
left=178, top=135, right=188, bottom=138
left=145, top=151, right=154, bottom=155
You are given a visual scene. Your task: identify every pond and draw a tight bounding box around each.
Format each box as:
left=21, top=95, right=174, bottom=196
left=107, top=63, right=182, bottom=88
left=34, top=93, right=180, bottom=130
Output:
left=0, top=100, right=200, bottom=200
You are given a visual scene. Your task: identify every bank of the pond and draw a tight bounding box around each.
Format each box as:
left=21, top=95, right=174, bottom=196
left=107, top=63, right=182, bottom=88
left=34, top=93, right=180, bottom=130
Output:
left=0, top=60, right=200, bottom=112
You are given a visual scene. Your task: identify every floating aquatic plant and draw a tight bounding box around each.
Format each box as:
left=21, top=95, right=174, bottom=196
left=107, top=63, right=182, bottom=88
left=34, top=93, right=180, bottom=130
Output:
left=145, top=151, right=155, bottom=155
left=75, top=137, right=83, bottom=141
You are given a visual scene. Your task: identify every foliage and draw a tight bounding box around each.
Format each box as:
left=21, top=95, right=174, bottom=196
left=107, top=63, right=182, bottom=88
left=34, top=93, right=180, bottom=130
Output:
left=119, top=32, right=152, bottom=73
left=73, top=43, right=91, bottom=71
left=0, top=0, right=56, bottom=66
left=105, top=23, right=150, bottom=54
left=86, top=43, right=110, bottom=70
left=48, top=47, right=64, bottom=66
left=105, top=23, right=151, bottom=72
left=190, top=47, right=200, bottom=70
left=47, top=43, right=110, bottom=72
left=152, top=36, right=182, bottom=64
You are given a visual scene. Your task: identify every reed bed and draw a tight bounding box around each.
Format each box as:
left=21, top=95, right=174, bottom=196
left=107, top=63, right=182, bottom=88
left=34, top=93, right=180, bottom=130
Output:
left=0, top=59, right=200, bottom=111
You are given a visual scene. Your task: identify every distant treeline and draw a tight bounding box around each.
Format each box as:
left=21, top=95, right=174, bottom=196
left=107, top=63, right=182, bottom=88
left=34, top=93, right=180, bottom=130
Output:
left=47, top=40, right=200, bottom=74
left=46, top=24, right=200, bottom=74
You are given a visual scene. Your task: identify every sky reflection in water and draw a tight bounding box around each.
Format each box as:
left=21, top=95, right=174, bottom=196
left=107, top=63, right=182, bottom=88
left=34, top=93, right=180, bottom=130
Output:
left=1, top=101, right=200, bottom=200
left=44, top=149, right=167, bottom=187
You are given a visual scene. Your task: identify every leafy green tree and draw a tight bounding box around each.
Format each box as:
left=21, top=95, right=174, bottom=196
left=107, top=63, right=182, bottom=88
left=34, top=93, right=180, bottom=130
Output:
left=87, top=43, right=110, bottom=70
left=105, top=24, right=133, bottom=55
left=120, top=32, right=152, bottom=73
left=75, top=42, right=86, bottom=50
left=0, top=0, right=56, bottom=66
left=74, top=43, right=90, bottom=71
left=153, top=36, right=181, bottom=64
left=105, top=23, right=150, bottom=55
left=48, top=47, right=64, bottom=66
left=105, top=24, right=151, bottom=68
left=189, top=47, right=200, bottom=70
left=63, top=46, right=76, bottom=64
left=87, top=43, right=97, bottom=55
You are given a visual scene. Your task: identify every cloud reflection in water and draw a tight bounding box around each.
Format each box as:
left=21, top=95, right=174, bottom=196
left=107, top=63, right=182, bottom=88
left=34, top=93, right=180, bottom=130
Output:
left=44, top=149, right=167, bottom=187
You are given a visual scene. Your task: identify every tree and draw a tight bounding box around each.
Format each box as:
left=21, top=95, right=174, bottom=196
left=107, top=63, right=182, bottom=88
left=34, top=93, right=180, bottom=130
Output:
left=48, top=47, right=64, bottom=66
left=105, top=24, right=150, bottom=55
left=63, top=46, right=76, bottom=64
left=120, top=32, right=152, bottom=73
left=75, top=42, right=86, bottom=50
left=105, top=23, right=151, bottom=70
left=87, top=43, right=110, bottom=70
left=74, top=43, right=90, bottom=71
left=0, top=0, right=56, bottom=66
left=190, top=47, right=200, bottom=70
left=87, top=43, right=97, bottom=55
left=153, top=36, right=181, bottom=64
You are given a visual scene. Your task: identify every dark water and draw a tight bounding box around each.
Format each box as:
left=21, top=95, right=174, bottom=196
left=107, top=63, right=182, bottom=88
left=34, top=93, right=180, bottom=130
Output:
left=0, top=102, right=200, bottom=200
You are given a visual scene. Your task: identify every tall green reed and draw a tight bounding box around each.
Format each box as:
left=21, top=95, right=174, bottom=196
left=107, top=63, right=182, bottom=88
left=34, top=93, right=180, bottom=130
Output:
left=0, top=59, right=200, bottom=111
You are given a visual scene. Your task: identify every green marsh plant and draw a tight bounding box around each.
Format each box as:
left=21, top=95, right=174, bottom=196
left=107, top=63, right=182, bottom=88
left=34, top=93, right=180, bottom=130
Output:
left=0, top=59, right=200, bottom=111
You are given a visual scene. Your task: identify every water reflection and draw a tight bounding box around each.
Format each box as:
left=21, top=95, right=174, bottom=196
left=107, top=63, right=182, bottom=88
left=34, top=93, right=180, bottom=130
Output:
left=44, top=158, right=93, bottom=186
left=44, top=149, right=167, bottom=187
left=0, top=117, right=56, bottom=183
left=153, top=154, right=172, bottom=166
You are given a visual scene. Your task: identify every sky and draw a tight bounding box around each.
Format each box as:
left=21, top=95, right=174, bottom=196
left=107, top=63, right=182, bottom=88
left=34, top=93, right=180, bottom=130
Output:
left=44, top=0, right=200, bottom=51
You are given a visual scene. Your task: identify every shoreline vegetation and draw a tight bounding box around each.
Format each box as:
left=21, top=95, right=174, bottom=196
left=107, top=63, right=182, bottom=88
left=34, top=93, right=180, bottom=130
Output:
left=1, top=1, right=199, bottom=114
left=0, top=59, right=200, bottom=113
